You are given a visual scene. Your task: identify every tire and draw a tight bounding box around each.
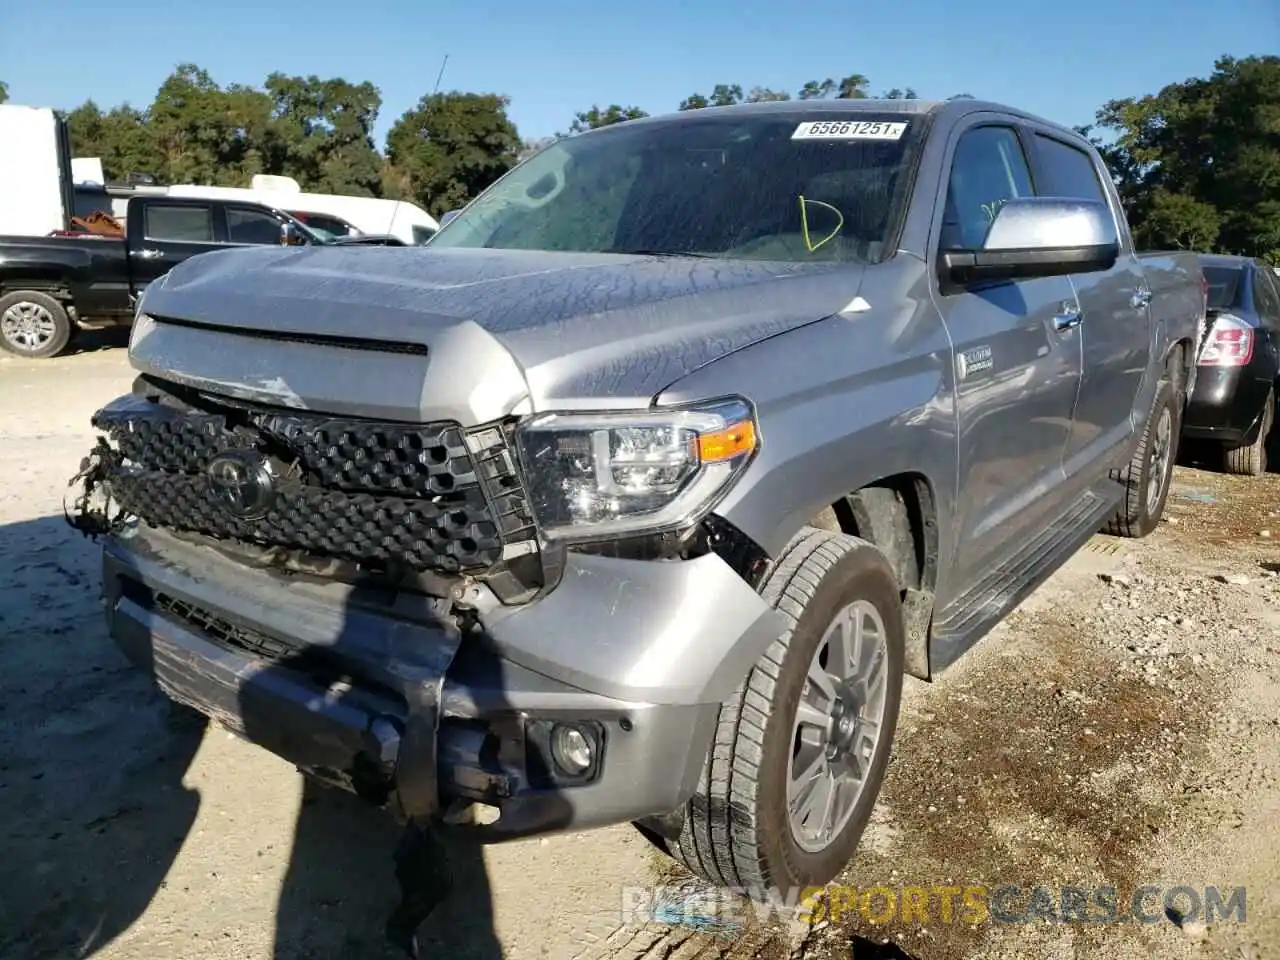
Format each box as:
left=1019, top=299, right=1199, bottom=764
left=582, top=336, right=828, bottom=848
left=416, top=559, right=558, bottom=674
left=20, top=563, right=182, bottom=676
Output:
left=1102, top=376, right=1180, bottom=538
left=0, top=290, right=73, bottom=359
left=637, top=527, right=905, bottom=897
left=1222, top=388, right=1274, bottom=477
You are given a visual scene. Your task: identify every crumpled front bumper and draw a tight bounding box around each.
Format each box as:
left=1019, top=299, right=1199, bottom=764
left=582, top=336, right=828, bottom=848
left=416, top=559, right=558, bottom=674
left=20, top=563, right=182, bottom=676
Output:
left=101, top=524, right=782, bottom=839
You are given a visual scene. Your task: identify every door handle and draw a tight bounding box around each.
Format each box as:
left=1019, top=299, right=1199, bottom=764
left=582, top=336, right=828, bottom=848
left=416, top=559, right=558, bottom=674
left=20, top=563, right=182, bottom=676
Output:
left=1053, top=304, right=1083, bottom=332
left=137, top=248, right=164, bottom=260
left=1131, top=287, right=1152, bottom=310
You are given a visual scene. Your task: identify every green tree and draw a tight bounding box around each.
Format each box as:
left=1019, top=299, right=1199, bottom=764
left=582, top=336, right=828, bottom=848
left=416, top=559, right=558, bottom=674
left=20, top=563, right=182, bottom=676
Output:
left=882, top=87, right=919, bottom=99
left=561, top=104, right=648, bottom=136
left=385, top=91, right=521, bottom=217
left=518, top=136, right=557, bottom=162
left=263, top=73, right=384, bottom=195
left=144, top=64, right=273, bottom=185
left=66, top=100, right=157, bottom=181
left=0, top=80, right=8, bottom=104
left=745, top=86, right=791, bottom=102
left=678, top=84, right=744, bottom=110
left=1092, top=54, right=1280, bottom=256
left=1140, top=190, right=1224, bottom=251
left=798, top=75, right=871, bottom=100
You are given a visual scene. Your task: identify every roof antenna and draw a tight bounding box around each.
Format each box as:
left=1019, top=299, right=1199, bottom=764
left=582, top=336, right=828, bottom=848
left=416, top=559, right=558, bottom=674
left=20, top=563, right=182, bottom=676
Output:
left=432, top=54, right=449, bottom=95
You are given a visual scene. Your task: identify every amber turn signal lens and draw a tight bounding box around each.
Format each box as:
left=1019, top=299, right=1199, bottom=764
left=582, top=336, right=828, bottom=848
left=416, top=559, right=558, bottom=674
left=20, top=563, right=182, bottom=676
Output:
left=697, top=419, right=757, bottom=463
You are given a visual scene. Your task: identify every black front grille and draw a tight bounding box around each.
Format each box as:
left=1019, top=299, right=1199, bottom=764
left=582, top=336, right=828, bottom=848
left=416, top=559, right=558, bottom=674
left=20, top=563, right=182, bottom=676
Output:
left=91, top=391, right=536, bottom=574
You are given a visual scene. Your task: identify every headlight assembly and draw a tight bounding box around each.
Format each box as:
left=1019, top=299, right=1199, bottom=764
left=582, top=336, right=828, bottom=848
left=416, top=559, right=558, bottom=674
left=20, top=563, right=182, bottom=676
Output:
left=514, top=396, right=758, bottom=542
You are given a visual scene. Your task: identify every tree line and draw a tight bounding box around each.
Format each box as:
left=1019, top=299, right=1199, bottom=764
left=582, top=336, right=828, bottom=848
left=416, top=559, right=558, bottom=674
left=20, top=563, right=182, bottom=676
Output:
left=0, top=55, right=1276, bottom=259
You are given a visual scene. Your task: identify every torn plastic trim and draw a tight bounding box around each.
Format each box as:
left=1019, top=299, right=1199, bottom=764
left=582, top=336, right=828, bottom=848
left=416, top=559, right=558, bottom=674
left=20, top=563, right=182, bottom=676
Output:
left=64, top=437, right=132, bottom=539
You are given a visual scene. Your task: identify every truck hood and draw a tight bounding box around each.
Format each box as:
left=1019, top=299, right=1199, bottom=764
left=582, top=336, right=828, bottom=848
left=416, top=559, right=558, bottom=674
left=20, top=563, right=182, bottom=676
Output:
left=133, top=245, right=868, bottom=423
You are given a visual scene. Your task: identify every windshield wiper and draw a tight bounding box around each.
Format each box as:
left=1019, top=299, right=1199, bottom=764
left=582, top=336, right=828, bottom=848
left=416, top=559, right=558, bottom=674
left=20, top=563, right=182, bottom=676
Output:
left=604, top=247, right=716, bottom=259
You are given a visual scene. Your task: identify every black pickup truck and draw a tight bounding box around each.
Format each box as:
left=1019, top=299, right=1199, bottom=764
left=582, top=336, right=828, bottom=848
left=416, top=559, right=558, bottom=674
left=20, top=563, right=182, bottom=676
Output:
left=0, top=194, right=401, bottom=359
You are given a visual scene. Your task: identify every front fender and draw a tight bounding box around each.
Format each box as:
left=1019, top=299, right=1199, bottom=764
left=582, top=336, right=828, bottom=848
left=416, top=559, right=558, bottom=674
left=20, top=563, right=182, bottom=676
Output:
left=654, top=277, right=957, bottom=565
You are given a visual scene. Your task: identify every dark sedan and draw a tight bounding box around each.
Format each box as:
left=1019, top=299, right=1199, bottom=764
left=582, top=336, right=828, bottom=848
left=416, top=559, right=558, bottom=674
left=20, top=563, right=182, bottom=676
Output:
left=1182, top=253, right=1280, bottom=475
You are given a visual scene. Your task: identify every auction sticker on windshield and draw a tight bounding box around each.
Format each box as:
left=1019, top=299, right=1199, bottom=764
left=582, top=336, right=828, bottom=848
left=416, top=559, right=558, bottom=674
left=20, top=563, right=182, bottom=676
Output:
left=792, top=120, right=908, bottom=140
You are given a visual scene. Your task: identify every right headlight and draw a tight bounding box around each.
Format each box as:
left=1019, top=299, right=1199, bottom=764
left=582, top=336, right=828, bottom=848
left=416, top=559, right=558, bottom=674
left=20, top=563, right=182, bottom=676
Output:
left=513, top=396, right=759, bottom=543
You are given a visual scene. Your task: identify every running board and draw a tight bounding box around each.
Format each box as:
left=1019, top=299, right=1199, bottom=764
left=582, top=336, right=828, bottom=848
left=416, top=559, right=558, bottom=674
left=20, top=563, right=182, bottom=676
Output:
left=929, top=486, right=1119, bottom=674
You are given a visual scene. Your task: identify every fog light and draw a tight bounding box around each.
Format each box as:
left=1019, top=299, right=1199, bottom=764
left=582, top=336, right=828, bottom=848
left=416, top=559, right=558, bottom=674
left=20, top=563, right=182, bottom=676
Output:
left=549, top=723, right=593, bottom=775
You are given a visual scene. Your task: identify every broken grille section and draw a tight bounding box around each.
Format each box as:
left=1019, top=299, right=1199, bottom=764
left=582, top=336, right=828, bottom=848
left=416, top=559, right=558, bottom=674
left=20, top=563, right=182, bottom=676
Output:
left=90, top=392, right=536, bottom=574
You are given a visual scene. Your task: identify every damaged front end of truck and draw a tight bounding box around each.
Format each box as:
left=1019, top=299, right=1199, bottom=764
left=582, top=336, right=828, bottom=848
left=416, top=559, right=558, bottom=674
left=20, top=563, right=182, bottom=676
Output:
left=63, top=295, right=784, bottom=955
left=64, top=371, right=553, bottom=953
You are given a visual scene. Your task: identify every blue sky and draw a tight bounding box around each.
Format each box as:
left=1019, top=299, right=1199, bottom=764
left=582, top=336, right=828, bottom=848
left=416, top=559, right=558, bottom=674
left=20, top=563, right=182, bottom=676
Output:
left=3, top=0, right=1276, bottom=147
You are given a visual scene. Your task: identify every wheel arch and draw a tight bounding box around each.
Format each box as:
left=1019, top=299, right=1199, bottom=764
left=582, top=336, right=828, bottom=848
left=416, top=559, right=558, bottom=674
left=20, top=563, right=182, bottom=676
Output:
left=1164, top=336, right=1194, bottom=404
left=805, top=471, right=940, bottom=680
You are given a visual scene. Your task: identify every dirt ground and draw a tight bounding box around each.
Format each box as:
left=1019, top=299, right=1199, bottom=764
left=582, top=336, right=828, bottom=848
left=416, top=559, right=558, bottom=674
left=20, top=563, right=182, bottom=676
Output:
left=1, top=339, right=1277, bottom=960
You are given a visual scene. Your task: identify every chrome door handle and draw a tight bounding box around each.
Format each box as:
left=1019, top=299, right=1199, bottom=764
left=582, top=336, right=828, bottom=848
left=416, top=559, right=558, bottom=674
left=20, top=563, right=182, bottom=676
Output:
left=1053, top=305, right=1083, bottom=332
left=137, top=248, right=164, bottom=260
left=1131, top=288, right=1152, bottom=310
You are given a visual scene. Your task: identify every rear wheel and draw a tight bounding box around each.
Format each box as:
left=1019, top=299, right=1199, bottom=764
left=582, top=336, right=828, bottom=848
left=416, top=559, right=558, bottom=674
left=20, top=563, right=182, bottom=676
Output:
left=1222, top=388, right=1274, bottom=477
left=0, top=291, right=73, bottom=359
left=636, top=528, right=904, bottom=897
left=1103, top=377, right=1180, bottom=538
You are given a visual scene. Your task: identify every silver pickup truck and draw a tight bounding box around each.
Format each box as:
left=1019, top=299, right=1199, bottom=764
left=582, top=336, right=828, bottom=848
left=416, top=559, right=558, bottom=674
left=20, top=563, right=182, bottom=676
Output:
left=70, top=98, right=1205, bottom=937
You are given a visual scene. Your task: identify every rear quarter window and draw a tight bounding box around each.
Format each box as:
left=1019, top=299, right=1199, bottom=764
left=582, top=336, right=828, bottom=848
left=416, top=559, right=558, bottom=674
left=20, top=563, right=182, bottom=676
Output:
left=1202, top=265, right=1244, bottom=311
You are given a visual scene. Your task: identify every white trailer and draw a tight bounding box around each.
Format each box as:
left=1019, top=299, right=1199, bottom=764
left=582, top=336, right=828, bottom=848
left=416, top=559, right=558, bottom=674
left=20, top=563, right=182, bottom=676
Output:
left=0, top=104, right=75, bottom=237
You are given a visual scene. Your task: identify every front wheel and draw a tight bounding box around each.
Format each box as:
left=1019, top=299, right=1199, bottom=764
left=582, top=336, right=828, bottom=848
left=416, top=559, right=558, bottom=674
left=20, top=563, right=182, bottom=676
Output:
left=0, top=291, right=73, bottom=359
left=638, top=528, right=904, bottom=896
left=1102, top=377, right=1180, bottom=538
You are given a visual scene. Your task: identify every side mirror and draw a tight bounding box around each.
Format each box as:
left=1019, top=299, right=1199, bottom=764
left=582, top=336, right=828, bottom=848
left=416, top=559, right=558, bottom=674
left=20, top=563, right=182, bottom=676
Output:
left=941, top=198, right=1119, bottom=286
left=280, top=221, right=307, bottom=246
left=440, top=209, right=461, bottom=228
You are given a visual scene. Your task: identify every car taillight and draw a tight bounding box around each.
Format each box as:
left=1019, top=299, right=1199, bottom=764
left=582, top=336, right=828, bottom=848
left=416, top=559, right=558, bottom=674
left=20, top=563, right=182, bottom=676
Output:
left=1198, top=314, right=1254, bottom=367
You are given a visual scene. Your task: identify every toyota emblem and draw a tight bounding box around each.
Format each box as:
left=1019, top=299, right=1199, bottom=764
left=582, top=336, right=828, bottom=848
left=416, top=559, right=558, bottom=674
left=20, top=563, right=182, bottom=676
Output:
left=206, top=450, right=274, bottom=520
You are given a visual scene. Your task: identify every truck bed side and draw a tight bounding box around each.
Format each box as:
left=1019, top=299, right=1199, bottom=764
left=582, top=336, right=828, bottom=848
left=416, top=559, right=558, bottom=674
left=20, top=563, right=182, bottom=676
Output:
left=0, top=235, right=133, bottom=322
left=1138, top=250, right=1209, bottom=390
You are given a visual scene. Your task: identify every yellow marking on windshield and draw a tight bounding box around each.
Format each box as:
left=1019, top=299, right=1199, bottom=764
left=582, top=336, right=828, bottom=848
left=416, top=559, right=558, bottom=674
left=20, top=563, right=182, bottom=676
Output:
left=798, top=195, right=844, bottom=253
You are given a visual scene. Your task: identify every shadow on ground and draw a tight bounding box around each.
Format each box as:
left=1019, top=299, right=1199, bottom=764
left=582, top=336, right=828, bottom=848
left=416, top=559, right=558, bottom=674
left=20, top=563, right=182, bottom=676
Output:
left=849, top=936, right=921, bottom=959
left=0, top=513, right=503, bottom=960
left=66, top=329, right=133, bottom=357
left=1176, top=405, right=1280, bottom=476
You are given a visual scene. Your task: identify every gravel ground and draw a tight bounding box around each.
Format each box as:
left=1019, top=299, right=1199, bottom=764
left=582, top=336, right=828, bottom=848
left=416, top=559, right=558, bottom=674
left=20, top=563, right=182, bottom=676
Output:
left=1, top=342, right=1276, bottom=960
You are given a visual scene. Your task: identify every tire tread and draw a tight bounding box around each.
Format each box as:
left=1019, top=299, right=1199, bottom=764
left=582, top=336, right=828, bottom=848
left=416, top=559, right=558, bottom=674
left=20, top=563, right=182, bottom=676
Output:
left=653, top=527, right=881, bottom=892
left=1103, top=377, right=1178, bottom=539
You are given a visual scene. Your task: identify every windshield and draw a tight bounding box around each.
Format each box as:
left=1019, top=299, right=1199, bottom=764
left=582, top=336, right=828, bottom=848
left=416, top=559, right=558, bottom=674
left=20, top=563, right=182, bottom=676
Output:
left=1202, top=264, right=1244, bottom=310
left=304, top=223, right=339, bottom=242
left=429, top=112, right=922, bottom=263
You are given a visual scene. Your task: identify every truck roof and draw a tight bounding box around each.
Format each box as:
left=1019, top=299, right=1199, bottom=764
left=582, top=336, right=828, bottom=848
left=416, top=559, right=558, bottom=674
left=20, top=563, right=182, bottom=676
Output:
left=591, top=97, right=1091, bottom=147
left=1195, top=252, right=1256, bottom=269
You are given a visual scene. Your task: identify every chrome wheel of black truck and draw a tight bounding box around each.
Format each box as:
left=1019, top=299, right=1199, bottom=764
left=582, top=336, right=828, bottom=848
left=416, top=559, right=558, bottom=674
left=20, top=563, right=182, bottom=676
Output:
left=0, top=291, right=72, bottom=359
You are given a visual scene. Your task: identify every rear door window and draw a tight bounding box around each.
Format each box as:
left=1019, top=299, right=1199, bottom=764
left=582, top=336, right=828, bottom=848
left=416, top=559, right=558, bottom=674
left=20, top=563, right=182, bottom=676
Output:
left=1033, top=135, right=1108, bottom=204
left=144, top=204, right=215, bottom=242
